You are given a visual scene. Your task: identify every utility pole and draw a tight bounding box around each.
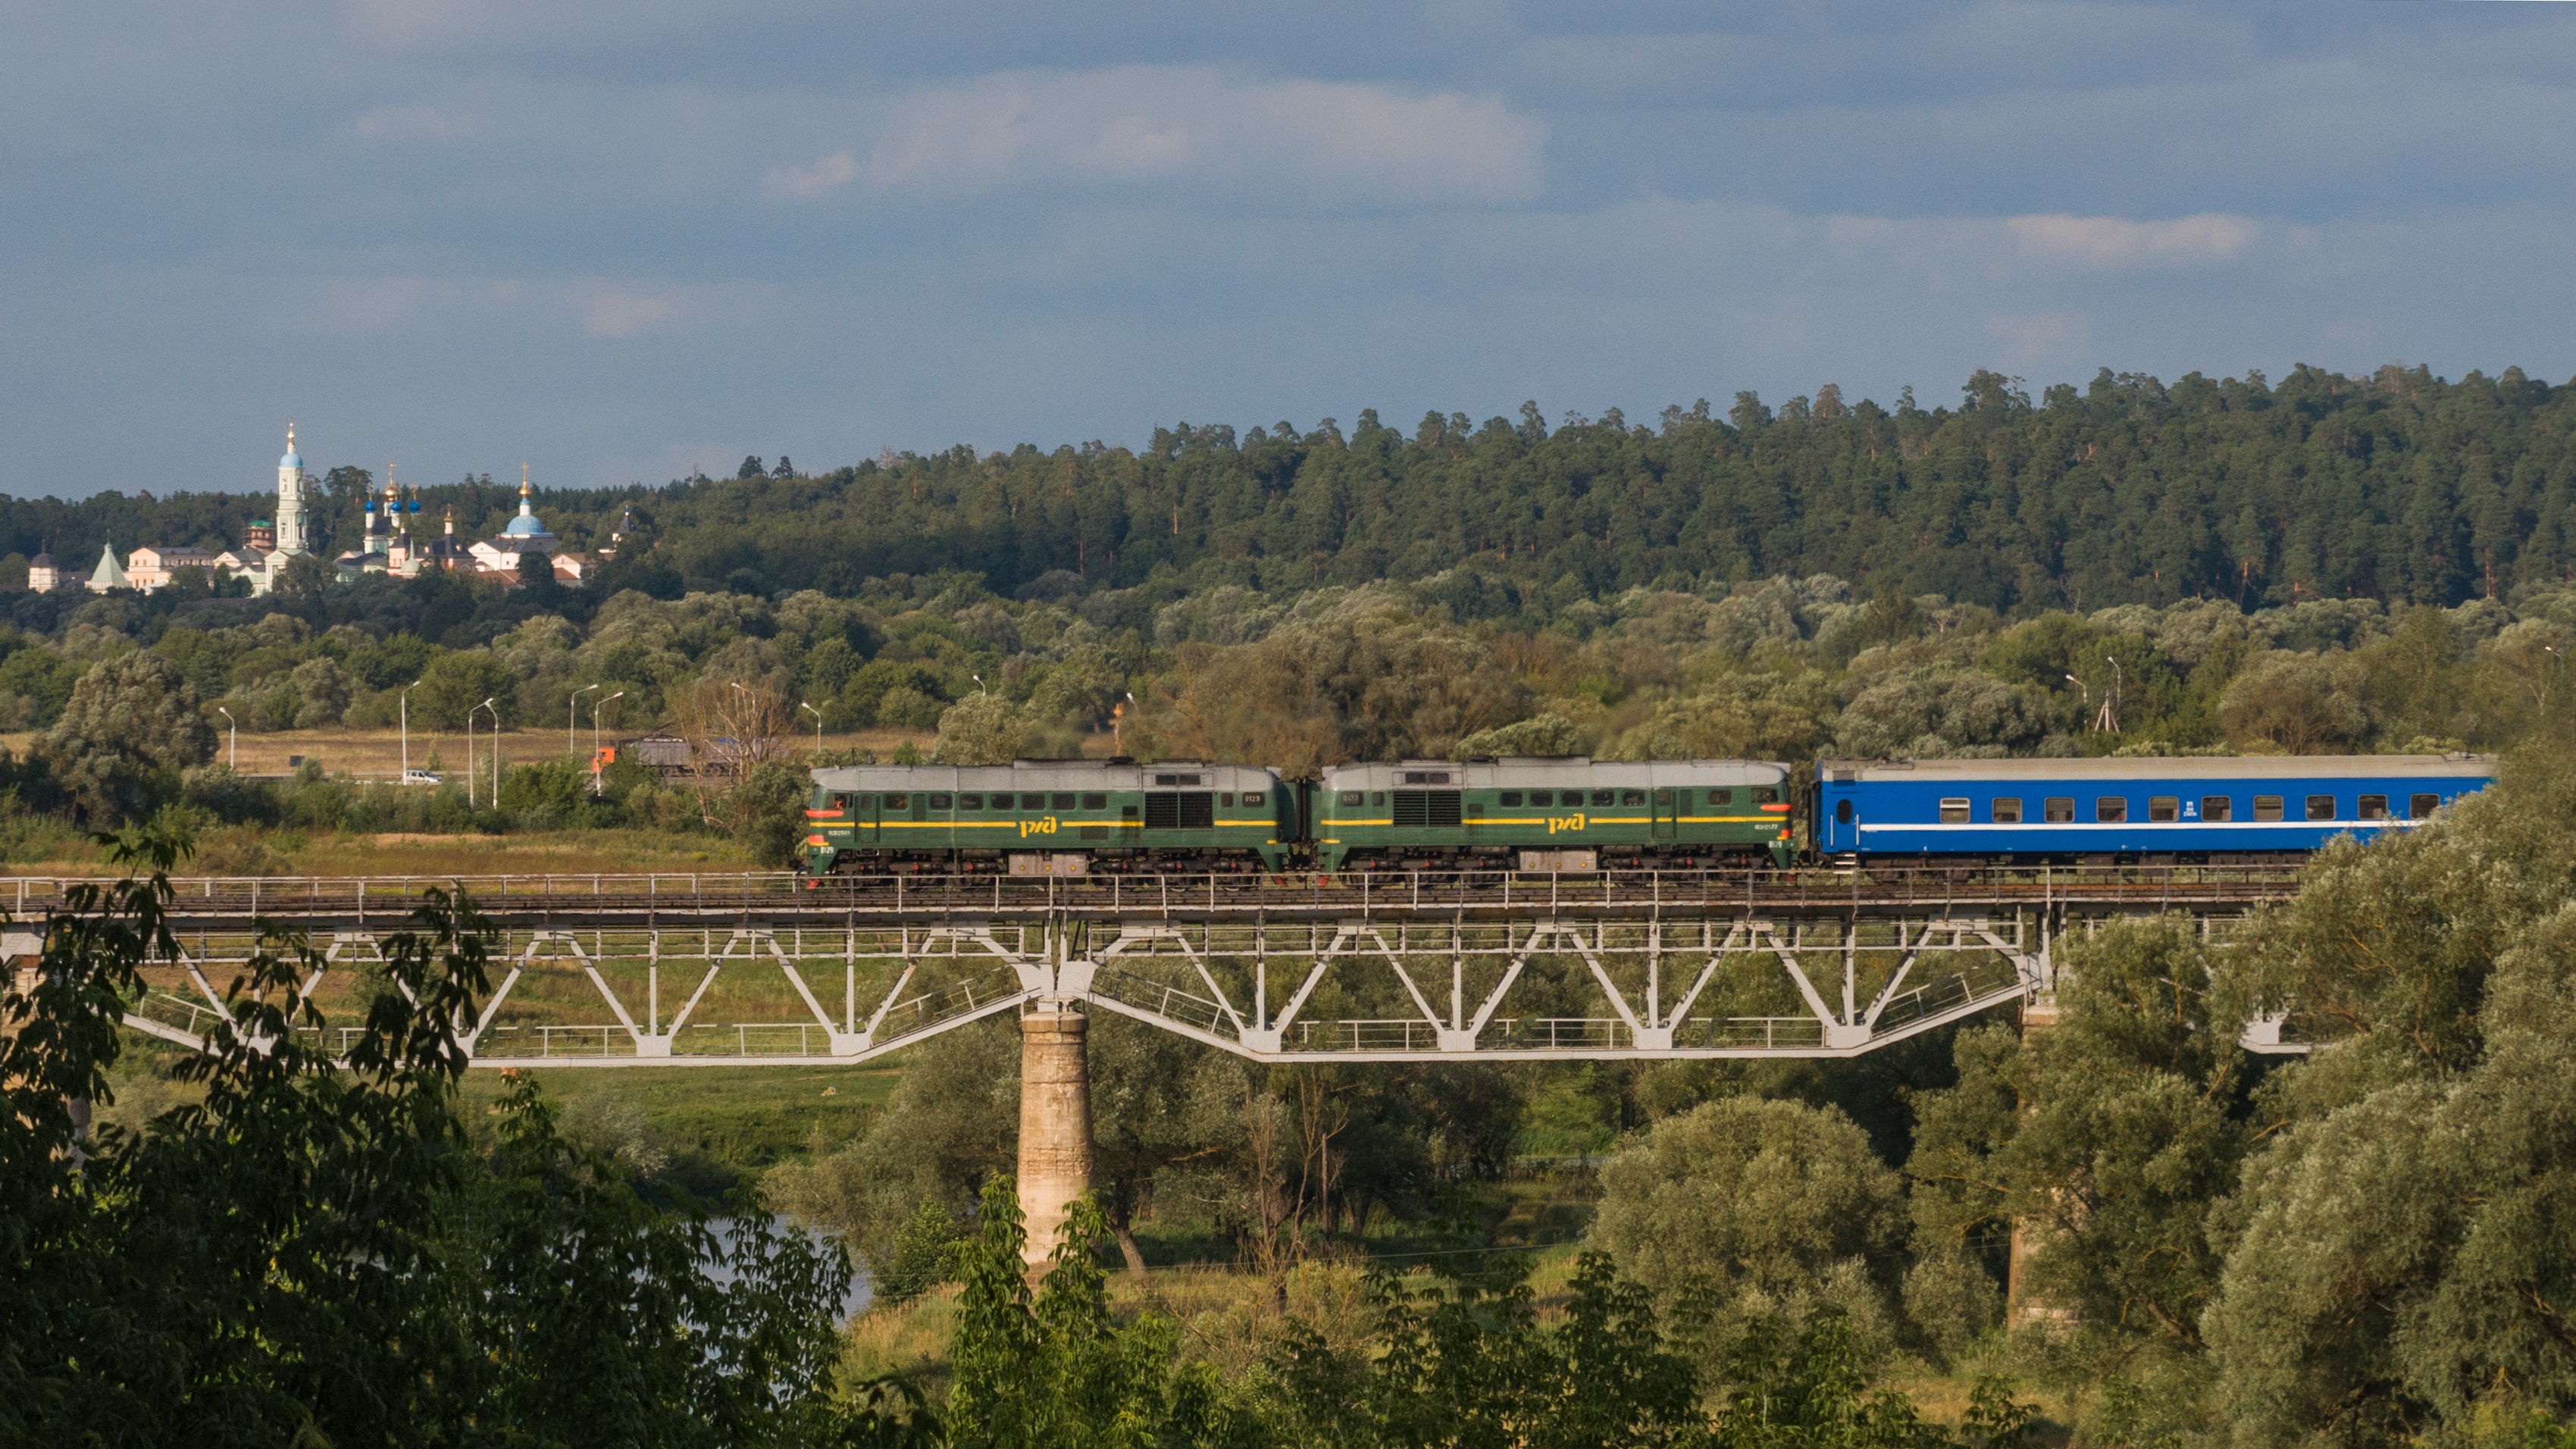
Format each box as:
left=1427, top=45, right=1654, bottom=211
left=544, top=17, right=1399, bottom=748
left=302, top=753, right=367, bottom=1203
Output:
left=216, top=706, right=235, bottom=768
left=801, top=702, right=823, bottom=760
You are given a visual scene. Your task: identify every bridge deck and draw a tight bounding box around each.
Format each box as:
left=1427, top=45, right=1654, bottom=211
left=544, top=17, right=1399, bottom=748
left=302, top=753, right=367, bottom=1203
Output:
left=5, top=863, right=2304, bottom=930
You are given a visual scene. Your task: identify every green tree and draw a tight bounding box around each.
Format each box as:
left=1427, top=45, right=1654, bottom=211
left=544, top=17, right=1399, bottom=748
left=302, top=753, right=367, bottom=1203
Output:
left=415, top=646, right=518, bottom=728
left=1591, top=1096, right=1907, bottom=1340
left=39, top=649, right=216, bottom=822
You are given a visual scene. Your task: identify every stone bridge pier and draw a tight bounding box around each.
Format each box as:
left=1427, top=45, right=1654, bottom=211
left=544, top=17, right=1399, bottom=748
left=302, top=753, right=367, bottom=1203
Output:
left=1016, top=1007, right=1095, bottom=1271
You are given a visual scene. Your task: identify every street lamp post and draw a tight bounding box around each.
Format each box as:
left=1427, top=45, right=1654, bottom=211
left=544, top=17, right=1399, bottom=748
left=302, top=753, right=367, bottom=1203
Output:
left=216, top=706, right=235, bottom=769
left=469, top=698, right=498, bottom=807
left=591, top=690, right=624, bottom=794
left=800, top=702, right=823, bottom=760
left=400, top=679, right=421, bottom=781
left=570, top=684, right=600, bottom=756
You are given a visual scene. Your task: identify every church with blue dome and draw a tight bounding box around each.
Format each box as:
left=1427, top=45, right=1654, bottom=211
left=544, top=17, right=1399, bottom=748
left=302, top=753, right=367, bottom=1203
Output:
left=465, top=467, right=562, bottom=573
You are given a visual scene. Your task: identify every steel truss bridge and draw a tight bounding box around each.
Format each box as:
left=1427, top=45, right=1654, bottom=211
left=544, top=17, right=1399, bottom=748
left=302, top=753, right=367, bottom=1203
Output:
left=0, top=865, right=2310, bottom=1068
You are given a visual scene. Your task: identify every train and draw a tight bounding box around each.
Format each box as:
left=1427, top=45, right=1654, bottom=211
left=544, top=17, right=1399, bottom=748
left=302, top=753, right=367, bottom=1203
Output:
left=800, top=753, right=2499, bottom=876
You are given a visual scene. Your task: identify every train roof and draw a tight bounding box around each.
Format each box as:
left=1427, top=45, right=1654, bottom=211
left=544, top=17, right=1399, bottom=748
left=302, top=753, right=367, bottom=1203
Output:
left=1817, top=754, right=2500, bottom=783
left=810, top=759, right=1280, bottom=791
left=1320, top=758, right=1789, bottom=788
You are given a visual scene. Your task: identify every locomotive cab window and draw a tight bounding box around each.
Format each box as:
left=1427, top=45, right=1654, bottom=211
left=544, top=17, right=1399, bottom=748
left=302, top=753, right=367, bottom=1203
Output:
left=1939, top=798, right=1970, bottom=824
left=2095, top=797, right=2127, bottom=823
left=2254, top=796, right=2284, bottom=821
left=1834, top=799, right=1853, bottom=824
left=2202, top=796, right=2230, bottom=822
left=2149, top=796, right=2179, bottom=822
left=928, top=793, right=952, bottom=809
left=2409, top=793, right=2439, bottom=819
left=2358, top=794, right=2389, bottom=821
left=2045, top=798, right=2074, bottom=822
left=2305, top=795, right=2336, bottom=821
left=1753, top=787, right=1781, bottom=804
left=1500, top=791, right=1523, bottom=807
left=1084, top=793, right=1107, bottom=810
left=1992, top=798, right=2022, bottom=823
left=1339, top=791, right=1363, bottom=806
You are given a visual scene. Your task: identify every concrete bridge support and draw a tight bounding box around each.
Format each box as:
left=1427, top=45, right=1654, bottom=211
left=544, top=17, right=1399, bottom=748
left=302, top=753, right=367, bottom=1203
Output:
left=1016, top=1009, right=1095, bottom=1272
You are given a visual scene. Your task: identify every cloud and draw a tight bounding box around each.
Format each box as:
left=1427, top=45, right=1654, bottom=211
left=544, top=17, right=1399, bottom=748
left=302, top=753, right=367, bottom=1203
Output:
left=353, top=105, right=483, bottom=142
left=581, top=289, right=680, bottom=338
left=856, top=65, right=1545, bottom=205
left=2007, top=213, right=2259, bottom=268
left=764, top=150, right=859, bottom=199
left=1986, top=311, right=2091, bottom=364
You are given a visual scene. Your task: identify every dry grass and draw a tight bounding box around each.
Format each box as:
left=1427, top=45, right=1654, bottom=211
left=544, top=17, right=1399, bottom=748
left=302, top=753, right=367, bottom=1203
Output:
left=0, top=828, right=762, bottom=878
left=0, top=724, right=1124, bottom=783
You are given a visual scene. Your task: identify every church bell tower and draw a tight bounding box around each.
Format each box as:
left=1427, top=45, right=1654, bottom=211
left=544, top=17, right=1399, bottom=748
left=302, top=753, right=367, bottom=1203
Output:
left=274, top=423, right=309, bottom=556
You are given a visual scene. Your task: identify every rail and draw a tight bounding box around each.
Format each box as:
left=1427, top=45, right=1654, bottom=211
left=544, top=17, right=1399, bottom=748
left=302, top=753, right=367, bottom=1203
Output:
left=7, top=862, right=2305, bottom=928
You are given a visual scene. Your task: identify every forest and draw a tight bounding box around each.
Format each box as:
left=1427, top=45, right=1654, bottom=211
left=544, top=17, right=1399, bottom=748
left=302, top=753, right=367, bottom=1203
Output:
left=7, top=364, right=2576, bottom=617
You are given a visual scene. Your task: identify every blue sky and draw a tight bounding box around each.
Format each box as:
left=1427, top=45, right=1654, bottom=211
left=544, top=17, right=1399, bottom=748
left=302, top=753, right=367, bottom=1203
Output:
left=7, top=1, right=2575, bottom=499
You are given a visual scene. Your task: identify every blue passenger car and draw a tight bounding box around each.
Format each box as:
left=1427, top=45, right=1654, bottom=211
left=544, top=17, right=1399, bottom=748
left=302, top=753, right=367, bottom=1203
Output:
left=1814, top=755, right=2499, bottom=862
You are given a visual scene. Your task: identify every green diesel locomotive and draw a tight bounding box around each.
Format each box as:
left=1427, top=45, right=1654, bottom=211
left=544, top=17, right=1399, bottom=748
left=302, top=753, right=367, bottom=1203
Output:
left=1309, top=758, right=1795, bottom=872
left=802, top=759, right=1297, bottom=874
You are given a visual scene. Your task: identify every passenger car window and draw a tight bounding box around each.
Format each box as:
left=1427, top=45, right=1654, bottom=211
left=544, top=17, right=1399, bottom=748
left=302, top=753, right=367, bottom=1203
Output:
left=2409, top=793, right=2438, bottom=819
left=2358, top=794, right=2388, bottom=820
left=1834, top=800, right=1853, bottom=824
left=1992, top=798, right=2022, bottom=823
left=1500, top=791, right=1523, bottom=806
left=2202, top=796, right=2230, bottom=822
left=2149, top=796, right=2179, bottom=822
left=1939, top=798, right=1970, bottom=823
left=2253, top=796, right=2284, bottom=821
left=1083, top=793, right=1107, bottom=810
left=2045, top=798, right=2074, bottom=822
left=1340, top=790, right=1362, bottom=806
left=2095, top=797, right=2127, bottom=823
left=2306, top=795, right=2336, bottom=821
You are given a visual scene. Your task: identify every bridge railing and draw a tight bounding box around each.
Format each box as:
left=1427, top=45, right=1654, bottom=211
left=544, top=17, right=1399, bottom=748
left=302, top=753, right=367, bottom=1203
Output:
left=12, top=861, right=2306, bottom=923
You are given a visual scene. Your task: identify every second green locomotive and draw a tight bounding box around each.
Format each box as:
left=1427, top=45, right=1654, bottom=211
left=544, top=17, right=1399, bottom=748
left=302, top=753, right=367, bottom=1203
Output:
left=1310, top=758, right=1793, bottom=871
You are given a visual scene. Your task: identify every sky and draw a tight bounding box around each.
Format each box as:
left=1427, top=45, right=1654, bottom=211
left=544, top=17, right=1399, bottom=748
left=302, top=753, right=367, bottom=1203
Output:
left=7, top=1, right=2576, bottom=500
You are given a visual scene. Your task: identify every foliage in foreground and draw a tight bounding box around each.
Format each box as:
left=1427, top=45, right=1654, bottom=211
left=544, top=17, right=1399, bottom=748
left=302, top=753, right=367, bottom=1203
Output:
left=0, top=826, right=852, bottom=1447
left=838, top=1175, right=2039, bottom=1449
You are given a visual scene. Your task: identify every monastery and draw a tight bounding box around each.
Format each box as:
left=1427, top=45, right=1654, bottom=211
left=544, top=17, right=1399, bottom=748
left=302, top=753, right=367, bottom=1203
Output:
left=28, top=427, right=610, bottom=596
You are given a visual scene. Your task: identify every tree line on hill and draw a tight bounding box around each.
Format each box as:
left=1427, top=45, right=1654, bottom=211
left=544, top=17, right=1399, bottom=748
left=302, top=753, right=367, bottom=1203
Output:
left=0, top=545, right=2568, bottom=875
left=8, top=365, right=2576, bottom=615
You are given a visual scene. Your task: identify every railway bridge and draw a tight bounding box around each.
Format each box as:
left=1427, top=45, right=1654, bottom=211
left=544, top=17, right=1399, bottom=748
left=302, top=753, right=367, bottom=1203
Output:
left=6, top=863, right=2308, bottom=1261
